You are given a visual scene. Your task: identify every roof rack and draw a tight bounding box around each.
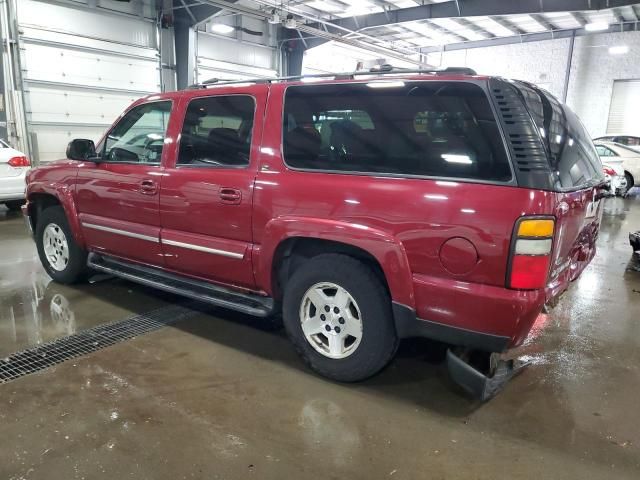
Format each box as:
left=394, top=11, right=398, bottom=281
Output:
left=186, top=66, right=478, bottom=89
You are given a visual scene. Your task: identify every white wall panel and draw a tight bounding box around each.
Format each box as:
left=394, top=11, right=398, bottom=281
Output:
left=17, top=0, right=156, bottom=48
left=33, top=126, right=107, bottom=163
left=196, top=32, right=276, bottom=82
left=22, top=43, right=159, bottom=93
left=16, top=0, right=161, bottom=163
left=26, top=87, right=137, bottom=127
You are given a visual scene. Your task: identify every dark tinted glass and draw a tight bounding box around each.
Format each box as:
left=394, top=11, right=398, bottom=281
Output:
left=178, top=95, right=255, bottom=167
left=516, top=82, right=604, bottom=190
left=283, top=82, right=512, bottom=182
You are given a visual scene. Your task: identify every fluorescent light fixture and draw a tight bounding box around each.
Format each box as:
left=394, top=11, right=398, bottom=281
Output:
left=441, top=154, right=472, bottom=164
left=460, top=208, right=476, bottom=214
left=210, top=23, right=234, bottom=34
left=609, top=45, right=629, bottom=55
left=366, top=81, right=405, bottom=88
left=307, top=1, right=342, bottom=12
left=585, top=21, right=608, bottom=32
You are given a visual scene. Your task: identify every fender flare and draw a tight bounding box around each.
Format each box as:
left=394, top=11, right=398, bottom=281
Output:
left=27, top=181, right=86, bottom=248
left=256, top=216, right=416, bottom=309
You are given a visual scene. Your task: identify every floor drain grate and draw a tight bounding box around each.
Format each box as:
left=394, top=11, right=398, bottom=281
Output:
left=0, top=304, right=197, bottom=384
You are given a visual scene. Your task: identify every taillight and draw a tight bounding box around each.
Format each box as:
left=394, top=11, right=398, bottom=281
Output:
left=8, top=155, right=30, bottom=167
left=603, top=165, right=616, bottom=176
left=508, top=218, right=555, bottom=290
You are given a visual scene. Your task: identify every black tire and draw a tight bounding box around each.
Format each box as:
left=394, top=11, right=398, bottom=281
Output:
left=282, top=254, right=398, bottom=382
left=4, top=200, right=24, bottom=212
left=625, top=172, right=634, bottom=195
left=35, top=206, right=88, bottom=284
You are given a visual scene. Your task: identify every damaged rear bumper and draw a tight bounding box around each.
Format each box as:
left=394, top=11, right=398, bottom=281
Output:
left=446, top=349, right=528, bottom=401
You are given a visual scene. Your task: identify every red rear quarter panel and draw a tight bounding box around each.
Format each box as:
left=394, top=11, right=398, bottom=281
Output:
left=253, top=84, right=558, bottom=345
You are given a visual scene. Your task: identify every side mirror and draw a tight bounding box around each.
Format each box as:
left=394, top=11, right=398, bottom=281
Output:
left=66, top=139, right=96, bottom=161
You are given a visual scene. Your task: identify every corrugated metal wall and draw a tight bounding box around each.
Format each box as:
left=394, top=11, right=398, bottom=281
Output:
left=196, top=17, right=277, bottom=82
left=16, top=0, right=162, bottom=163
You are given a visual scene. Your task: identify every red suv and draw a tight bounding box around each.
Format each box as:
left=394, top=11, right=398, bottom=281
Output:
left=23, top=70, right=605, bottom=398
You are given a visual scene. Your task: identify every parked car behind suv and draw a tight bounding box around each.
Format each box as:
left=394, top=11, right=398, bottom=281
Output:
left=23, top=70, right=605, bottom=399
left=0, top=139, right=31, bottom=212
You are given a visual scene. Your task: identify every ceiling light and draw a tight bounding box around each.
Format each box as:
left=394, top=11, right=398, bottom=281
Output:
left=585, top=21, right=609, bottom=31
left=210, top=23, right=234, bottom=34
left=441, top=154, right=472, bottom=164
left=366, top=80, right=405, bottom=88
left=609, top=45, right=629, bottom=55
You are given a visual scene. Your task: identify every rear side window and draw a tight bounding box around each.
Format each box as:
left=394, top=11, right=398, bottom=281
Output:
left=282, top=81, right=512, bottom=182
left=516, top=82, right=604, bottom=190
left=595, top=145, right=617, bottom=157
left=178, top=95, right=255, bottom=168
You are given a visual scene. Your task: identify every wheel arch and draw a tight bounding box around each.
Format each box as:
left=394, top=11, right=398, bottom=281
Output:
left=27, top=189, right=85, bottom=247
left=257, top=217, right=415, bottom=309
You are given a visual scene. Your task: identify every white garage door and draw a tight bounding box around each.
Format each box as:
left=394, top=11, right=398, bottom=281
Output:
left=196, top=32, right=277, bottom=83
left=17, top=0, right=160, bottom=163
left=607, top=79, right=640, bottom=135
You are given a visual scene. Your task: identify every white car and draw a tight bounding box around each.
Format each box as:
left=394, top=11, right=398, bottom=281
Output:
left=0, top=139, right=30, bottom=211
left=594, top=141, right=640, bottom=195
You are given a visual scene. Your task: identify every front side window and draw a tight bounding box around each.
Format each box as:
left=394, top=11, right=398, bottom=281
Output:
left=103, top=101, right=172, bottom=164
left=177, top=95, right=255, bottom=167
left=282, top=81, right=512, bottom=182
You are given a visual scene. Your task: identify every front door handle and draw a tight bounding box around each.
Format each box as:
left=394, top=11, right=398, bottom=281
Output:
left=219, top=187, right=242, bottom=205
left=139, top=179, right=157, bottom=195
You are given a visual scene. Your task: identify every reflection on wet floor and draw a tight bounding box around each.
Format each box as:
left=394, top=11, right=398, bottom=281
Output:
left=1, top=197, right=640, bottom=479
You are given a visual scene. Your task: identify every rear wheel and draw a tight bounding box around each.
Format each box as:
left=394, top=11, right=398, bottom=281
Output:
left=35, top=206, right=88, bottom=284
left=4, top=200, right=24, bottom=212
left=282, top=254, right=398, bottom=382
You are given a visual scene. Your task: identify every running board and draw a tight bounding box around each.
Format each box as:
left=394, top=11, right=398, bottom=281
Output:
left=87, top=253, right=274, bottom=317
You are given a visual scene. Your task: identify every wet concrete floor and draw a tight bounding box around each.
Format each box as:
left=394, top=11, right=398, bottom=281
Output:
left=0, top=197, right=639, bottom=479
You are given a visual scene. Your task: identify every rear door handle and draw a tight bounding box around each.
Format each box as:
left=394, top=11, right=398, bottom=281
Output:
left=139, top=179, right=157, bottom=195
left=219, top=187, right=242, bottom=205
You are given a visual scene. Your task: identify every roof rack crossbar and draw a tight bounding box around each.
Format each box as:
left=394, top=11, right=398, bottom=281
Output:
left=186, top=66, right=478, bottom=89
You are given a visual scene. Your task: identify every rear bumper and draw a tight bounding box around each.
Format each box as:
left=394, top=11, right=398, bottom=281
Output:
left=0, top=172, right=26, bottom=201
left=393, top=274, right=546, bottom=352
left=393, top=302, right=511, bottom=352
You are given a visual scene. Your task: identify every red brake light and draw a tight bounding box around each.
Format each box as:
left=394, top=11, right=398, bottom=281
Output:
left=509, top=255, right=551, bottom=290
left=603, top=166, right=616, bottom=176
left=8, top=155, right=30, bottom=167
left=508, top=218, right=555, bottom=290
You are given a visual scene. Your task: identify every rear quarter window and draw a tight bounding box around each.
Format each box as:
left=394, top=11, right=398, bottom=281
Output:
left=516, top=82, right=604, bottom=190
left=282, top=81, right=512, bottom=182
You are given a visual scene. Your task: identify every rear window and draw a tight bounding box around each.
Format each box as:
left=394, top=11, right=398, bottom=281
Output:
left=516, top=82, right=604, bottom=190
left=282, top=81, right=512, bottom=182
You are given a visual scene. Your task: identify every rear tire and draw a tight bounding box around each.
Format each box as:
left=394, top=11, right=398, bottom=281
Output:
left=4, top=200, right=24, bottom=212
left=282, top=254, right=398, bottom=382
left=35, top=206, right=88, bottom=284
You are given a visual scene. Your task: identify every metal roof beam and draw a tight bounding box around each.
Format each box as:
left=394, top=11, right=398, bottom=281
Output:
left=571, top=12, right=588, bottom=26
left=611, top=8, right=625, bottom=23
left=489, top=16, right=525, bottom=35
left=451, top=17, right=496, bottom=38
left=418, top=21, right=636, bottom=53
left=529, top=13, right=557, bottom=30
left=304, top=0, right=640, bottom=34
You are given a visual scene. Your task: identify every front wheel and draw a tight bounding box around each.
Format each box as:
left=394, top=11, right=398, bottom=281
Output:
left=35, top=206, right=88, bottom=284
left=282, top=254, right=398, bottom=382
left=625, top=172, right=634, bottom=196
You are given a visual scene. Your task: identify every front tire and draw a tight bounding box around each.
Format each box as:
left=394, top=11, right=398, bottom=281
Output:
left=625, top=172, right=634, bottom=195
left=35, top=206, right=88, bottom=284
left=282, top=254, right=398, bottom=382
